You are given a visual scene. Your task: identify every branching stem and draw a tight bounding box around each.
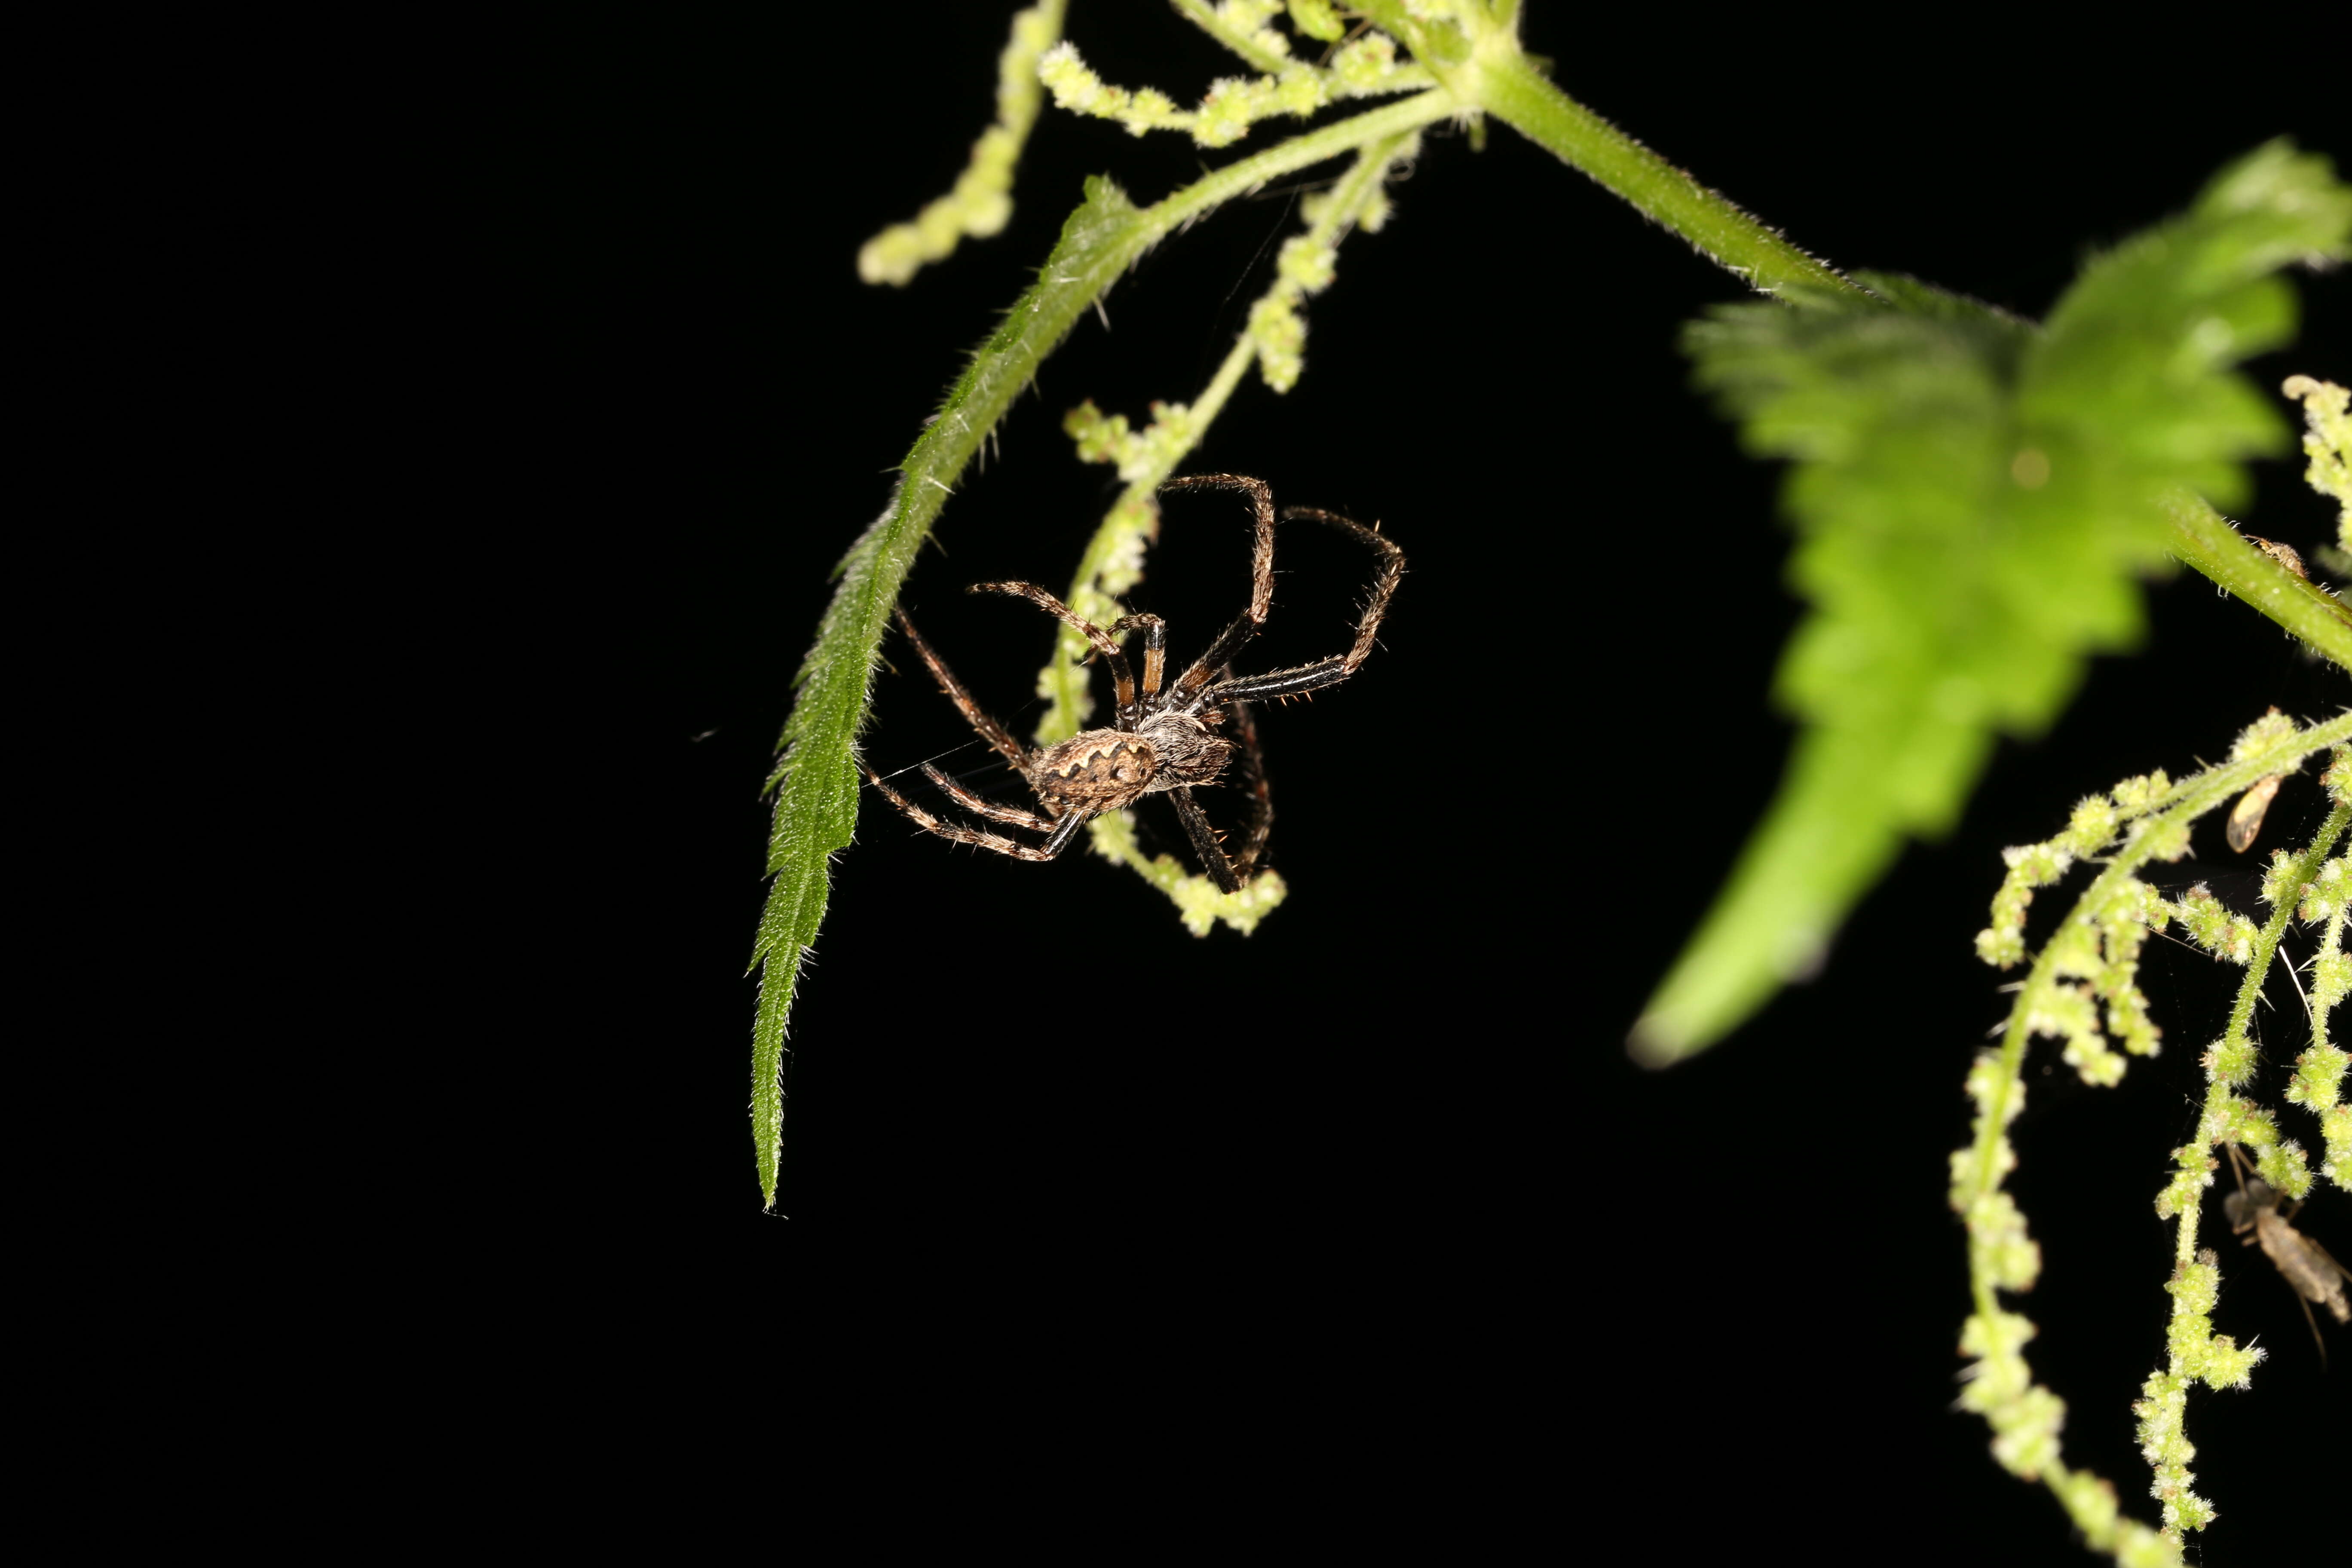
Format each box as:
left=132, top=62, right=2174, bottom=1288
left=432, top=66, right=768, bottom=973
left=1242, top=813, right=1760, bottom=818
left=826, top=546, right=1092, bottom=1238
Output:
left=1960, top=716, right=2352, bottom=1215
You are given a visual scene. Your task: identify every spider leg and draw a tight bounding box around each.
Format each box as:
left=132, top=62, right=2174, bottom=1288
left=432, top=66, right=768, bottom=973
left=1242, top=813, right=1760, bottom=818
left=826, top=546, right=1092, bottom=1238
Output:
left=969, top=580, right=1136, bottom=719
left=1172, top=609, right=1263, bottom=704
left=1224, top=697, right=1273, bottom=878
left=1160, top=474, right=1274, bottom=620
left=1277, top=506, right=1407, bottom=674
left=1181, top=505, right=1407, bottom=711
left=893, top=608, right=1029, bottom=775
left=1041, top=807, right=1092, bottom=858
left=865, top=766, right=1087, bottom=863
left=1161, top=474, right=1276, bottom=698
left=919, top=763, right=1057, bottom=832
left=1168, top=785, right=1242, bottom=894
left=1198, top=658, right=1354, bottom=704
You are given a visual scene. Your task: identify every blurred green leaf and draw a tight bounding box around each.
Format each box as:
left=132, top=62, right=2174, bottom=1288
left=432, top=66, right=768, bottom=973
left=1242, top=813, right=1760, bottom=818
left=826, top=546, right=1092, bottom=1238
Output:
left=1632, top=141, right=2352, bottom=1065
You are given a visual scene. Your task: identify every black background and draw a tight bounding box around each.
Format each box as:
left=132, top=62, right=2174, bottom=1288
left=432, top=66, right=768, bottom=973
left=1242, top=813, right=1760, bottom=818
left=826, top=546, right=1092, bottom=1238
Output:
left=501, top=6, right=2345, bottom=1556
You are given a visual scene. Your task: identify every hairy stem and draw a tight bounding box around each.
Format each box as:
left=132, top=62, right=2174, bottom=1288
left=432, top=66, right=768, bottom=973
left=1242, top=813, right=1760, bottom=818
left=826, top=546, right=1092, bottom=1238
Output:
left=1474, top=54, right=1864, bottom=298
left=2172, top=798, right=2352, bottom=1253
left=2160, top=487, right=2352, bottom=671
left=1352, top=0, right=1862, bottom=297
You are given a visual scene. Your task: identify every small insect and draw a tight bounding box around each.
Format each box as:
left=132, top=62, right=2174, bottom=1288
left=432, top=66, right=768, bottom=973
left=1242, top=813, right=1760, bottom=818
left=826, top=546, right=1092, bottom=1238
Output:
left=2249, top=536, right=2308, bottom=580
left=864, top=474, right=1405, bottom=893
left=2226, top=774, right=2284, bottom=854
left=2222, top=1142, right=2351, bottom=1364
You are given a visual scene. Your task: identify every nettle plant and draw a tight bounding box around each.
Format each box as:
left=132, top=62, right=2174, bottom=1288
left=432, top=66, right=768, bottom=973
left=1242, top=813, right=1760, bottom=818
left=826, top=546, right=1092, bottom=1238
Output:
left=752, top=4, right=2350, bottom=1555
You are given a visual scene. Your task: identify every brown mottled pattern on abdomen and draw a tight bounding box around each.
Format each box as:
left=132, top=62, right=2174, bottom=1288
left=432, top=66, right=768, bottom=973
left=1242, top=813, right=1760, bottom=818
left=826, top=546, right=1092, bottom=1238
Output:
left=1036, top=733, right=1158, bottom=811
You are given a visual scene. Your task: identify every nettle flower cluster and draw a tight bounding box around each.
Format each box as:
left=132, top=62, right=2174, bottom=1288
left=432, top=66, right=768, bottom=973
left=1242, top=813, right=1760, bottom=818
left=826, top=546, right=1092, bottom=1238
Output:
left=1041, top=10, right=1420, bottom=397
left=1953, top=701, right=2352, bottom=1558
left=1038, top=2, right=1429, bottom=149
left=857, top=4, right=1061, bottom=287
left=2285, top=374, right=2350, bottom=545
left=1971, top=716, right=2307, bottom=1087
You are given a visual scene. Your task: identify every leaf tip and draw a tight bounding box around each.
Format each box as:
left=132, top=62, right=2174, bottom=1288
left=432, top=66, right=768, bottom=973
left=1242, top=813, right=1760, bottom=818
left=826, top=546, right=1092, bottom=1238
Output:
left=1626, top=1012, right=1699, bottom=1069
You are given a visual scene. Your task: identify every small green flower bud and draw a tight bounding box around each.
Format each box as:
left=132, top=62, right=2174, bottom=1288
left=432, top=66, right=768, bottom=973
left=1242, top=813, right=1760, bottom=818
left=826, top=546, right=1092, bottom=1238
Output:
left=1276, top=234, right=1337, bottom=293
left=2110, top=770, right=2173, bottom=814
left=2228, top=707, right=2297, bottom=764
left=1332, top=32, right=1403, bottom=92
left=1286, top=0, right=1346, bottom=42
left=2287, top=1041, right=2347, bottom=1113
left=2295, top=853, right=2348, bottom=922
left=1248, top=294, right=1306, bottom=392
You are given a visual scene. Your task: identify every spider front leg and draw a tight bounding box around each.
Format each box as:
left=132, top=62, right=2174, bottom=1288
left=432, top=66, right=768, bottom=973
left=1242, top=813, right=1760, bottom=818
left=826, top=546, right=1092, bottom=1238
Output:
left=1194, top=508, right=1406, bottom=708
left=1159, top=474, right=1277, bottom=700
left=970, top=580, right=1137, bottom=721
left=892, top=607, right=1029, bottom=775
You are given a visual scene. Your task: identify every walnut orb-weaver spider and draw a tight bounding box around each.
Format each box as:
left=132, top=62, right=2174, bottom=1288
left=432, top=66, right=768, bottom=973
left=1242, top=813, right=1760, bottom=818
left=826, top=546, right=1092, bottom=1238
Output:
left=864, top=474, right=1405, bottom=894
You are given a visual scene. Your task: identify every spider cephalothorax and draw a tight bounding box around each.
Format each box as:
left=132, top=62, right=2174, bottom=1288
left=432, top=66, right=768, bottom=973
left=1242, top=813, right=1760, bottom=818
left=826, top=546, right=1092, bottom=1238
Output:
left=864, top=473, right=1404, bottom=893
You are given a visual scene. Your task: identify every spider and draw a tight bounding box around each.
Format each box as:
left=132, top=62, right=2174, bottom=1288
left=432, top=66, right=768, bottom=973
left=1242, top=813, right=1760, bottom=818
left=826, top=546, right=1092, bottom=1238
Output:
left=863, top=473, right=1405, bottom=894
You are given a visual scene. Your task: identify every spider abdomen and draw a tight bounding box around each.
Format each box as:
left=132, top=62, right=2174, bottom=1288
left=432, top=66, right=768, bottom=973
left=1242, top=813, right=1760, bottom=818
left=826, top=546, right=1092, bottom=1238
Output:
left=1035, top=732, right=1164, bottom=812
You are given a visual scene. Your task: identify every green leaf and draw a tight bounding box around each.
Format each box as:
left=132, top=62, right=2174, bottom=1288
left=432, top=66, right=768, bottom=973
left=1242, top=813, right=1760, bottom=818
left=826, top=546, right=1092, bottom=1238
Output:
left=1632, top=141, right=2352, bottom=1065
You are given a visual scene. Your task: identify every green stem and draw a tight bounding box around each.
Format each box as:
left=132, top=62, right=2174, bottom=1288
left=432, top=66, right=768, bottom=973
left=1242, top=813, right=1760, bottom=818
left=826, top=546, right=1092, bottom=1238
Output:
left=1351, top=0, right=1862, bottom=297
left=2220, top=805, right=2348, bottom=1063
left=2159, top=487, right=2352, bottom=671
left=1473, top=53, right=1863, bottom=298
left=2170, top=797, right=2352, bottom=1243
left=1147, top=93, right=1455, bottom=229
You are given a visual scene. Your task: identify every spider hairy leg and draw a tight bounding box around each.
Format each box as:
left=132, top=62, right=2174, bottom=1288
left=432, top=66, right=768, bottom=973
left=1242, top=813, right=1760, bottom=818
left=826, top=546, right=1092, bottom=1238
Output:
left=1195, top=506, right=1406, bottom=707
left=893, top=607, right=1028, bottom=774
left=1168, top=784, right=1241, bottom=894
left=1159, top=473, right=1277, bottom=697
left=969, top=580, right=1136, bottom=716
left=1226, top=698, right=1273, bottom=878
left=1277, top=506, right=1406, bottom=674
left=1159, top=473, right=1274, bottom=622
